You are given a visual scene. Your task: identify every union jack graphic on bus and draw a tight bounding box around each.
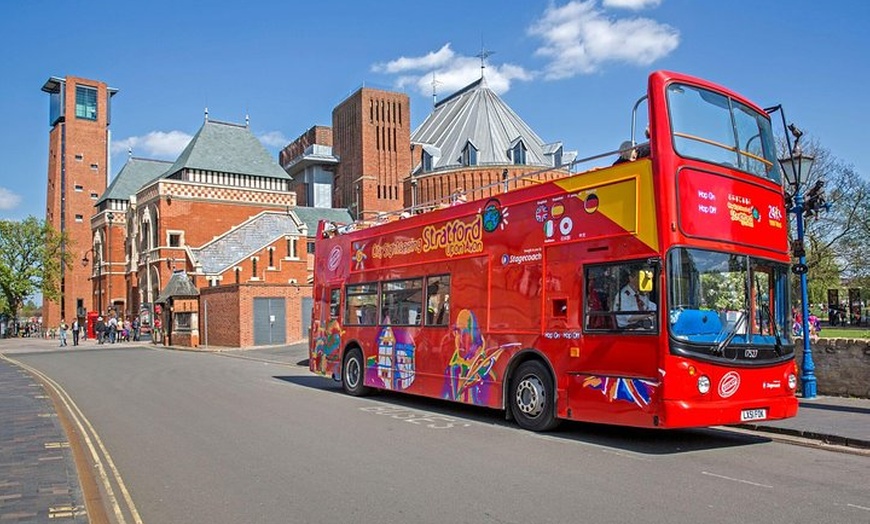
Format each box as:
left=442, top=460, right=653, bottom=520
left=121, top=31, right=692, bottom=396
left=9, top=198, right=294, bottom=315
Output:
left=582, top=375, right=658, bottom=409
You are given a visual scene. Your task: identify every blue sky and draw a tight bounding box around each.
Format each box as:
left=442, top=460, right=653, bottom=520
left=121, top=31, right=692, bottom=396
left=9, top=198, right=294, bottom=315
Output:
left=1, top=0, right=868, bottom=220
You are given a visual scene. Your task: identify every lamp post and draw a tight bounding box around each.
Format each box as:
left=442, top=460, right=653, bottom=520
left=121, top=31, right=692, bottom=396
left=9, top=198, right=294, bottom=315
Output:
left=778, top=133, right=817, bottom=399
left=106, top=211, right=114, bottom=315
left=81, top=247, right=102, bottom=317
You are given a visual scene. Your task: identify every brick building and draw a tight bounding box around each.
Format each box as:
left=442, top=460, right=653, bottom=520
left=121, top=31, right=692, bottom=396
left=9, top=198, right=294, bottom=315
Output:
left=282, top=75, right=575, bottom=221
left=73, top=71, right=570, bottom=348
left=331, top=88, right=412, bottom=219
left=41, top=75, right=118, bottom=327
left=95, top=116, right=350, bottom=347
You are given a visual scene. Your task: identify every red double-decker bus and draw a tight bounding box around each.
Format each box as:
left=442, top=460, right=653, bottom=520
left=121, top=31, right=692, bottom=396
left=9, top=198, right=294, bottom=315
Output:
left=309, top=71, right=798, bottom=431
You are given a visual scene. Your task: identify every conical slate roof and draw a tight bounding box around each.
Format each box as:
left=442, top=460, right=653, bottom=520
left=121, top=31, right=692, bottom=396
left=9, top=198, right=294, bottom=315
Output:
left=411, top=77, right=553, bottom=172
left=159, top=119, right=290, bottom=181
left=155, top=271, right=199, bottom=303
left=98, top=157, right=172, bottom=205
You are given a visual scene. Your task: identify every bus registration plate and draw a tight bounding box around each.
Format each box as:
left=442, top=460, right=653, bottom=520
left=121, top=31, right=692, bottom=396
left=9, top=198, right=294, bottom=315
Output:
left=740, top=408, right=767, bottom=421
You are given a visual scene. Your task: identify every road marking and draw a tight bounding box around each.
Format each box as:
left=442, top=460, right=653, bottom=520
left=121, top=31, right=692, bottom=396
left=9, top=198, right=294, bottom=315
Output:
left=702, top=471, right=773, bottom=488
left=48, top=505, right=86, bottom=519
left=360, top=405, right=472, bottom=429
left=847, top=503, right=870, bottom=512
left=44, top=442, right=70, bottom=449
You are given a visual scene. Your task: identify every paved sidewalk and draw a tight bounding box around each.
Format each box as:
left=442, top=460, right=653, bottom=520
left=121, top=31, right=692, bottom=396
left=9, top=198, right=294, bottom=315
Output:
left=0, top=352, right=87, bottom=522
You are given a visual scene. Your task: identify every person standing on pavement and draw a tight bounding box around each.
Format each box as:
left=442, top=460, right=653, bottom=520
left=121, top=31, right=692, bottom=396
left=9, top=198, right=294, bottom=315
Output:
left=59, top=319, right=68, bottom=347
left=71, top=318, right=80, bottom=346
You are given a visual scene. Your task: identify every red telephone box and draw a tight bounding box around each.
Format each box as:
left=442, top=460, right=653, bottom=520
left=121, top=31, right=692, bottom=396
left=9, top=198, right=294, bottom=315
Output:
left=87, top=311, right=99, bottom=339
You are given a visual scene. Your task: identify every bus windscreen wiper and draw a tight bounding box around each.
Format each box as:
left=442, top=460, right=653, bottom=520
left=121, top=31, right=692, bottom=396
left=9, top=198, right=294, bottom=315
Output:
left=762, top=304, right=783, bottom=357
left=712, top=311, right=746, bottom=357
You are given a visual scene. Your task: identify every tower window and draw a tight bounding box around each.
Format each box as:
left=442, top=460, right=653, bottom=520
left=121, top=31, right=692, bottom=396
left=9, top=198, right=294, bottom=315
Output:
left=74, top=185, right=84, bottom=192
left=75, top=86, right=98, bottom=120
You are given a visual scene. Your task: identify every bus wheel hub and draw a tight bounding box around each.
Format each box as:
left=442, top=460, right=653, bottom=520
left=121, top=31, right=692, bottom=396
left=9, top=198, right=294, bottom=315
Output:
left=516, top=376, right=546, bottom=417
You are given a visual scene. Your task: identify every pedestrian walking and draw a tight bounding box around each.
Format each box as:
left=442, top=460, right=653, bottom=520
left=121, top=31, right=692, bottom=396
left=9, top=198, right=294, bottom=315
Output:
left=72, top=318, right=80, bottom=346
left=58, top=319, right=68, bottom=347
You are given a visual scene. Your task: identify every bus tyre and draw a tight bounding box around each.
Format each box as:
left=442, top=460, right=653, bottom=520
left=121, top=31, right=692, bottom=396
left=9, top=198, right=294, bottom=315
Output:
left=342, top=347, right=370, bottom=396
left=510, top=360, right=559, bottom=432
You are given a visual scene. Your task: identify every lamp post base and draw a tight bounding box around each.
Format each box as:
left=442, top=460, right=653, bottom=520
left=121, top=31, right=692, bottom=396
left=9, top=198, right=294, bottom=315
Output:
left=801, top=375, right=817, bottom=399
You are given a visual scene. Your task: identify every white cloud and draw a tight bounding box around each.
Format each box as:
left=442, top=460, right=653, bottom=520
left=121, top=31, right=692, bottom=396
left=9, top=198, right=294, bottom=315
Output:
left=529, top=0, right=679, bottom=79
left=373, top=43, right=534, bottom=97
left=0, top=187, right=21, bottom=210
left=602, top=0, right=662, bottom=9
left=257, top=131, right=289, bottom=148
left=372, top=43, right=456, bottom=74
left=111, top=130, right=193, bottom=159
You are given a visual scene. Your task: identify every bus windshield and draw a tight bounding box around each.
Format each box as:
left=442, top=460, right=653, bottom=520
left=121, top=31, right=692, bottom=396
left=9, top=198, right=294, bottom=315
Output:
left=667, top=83, right=779, bottom=182
left=668, top=248, right=792, bottom=355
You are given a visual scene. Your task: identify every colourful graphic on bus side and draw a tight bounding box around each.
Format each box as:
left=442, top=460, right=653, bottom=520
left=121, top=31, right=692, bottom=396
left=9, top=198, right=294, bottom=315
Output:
left=582, top=375, right=658, bottom=409
left=365, top=326, right=416, bottom=391
left=443, top=309, right=517, bottom=404
left=311, top=319, right=343, bottom=376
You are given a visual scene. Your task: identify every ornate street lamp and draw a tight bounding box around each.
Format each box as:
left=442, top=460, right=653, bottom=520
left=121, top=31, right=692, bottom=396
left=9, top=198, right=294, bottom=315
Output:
left=778, top=126, right=817, bottom=399
left=106, top=211, right=114, bottom=315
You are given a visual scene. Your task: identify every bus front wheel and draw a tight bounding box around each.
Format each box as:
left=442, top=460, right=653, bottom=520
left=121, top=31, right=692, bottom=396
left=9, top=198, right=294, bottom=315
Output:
left=510, top=360, right=559, bottom=432
left=342, top=347, right=370, bottom=396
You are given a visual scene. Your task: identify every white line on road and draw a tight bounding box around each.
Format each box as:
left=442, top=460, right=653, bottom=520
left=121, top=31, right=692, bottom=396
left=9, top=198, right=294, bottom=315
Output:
left=702, top=471, right=773, bottom=488
left=847, top=503, right=870, bottom=512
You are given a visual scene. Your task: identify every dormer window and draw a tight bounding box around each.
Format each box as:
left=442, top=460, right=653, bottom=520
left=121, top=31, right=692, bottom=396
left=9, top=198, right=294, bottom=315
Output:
left=553, top=146, right=563, bottom=168
left=511, top=140, right=527, bottom=165
left=461, top=141, right=478, bottom=167
left=422, top=150, right=433, bottom=172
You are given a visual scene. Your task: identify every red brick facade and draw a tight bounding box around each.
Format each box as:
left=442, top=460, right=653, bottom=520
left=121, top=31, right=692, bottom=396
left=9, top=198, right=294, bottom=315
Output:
left=332, top=89, right=411, bottom=219
left=199, top=283, right=312, bottom=348
left=43, top=76, right=114, bottom=327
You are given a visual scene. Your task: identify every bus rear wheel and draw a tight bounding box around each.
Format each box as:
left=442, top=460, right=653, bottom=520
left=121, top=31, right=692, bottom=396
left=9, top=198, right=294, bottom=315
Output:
left=342, top=347, right=370, bottom=396
left=510, top=360, right=559, bottom=432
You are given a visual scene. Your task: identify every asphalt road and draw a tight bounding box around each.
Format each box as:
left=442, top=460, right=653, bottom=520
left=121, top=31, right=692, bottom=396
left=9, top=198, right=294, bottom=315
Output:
left=11, top=345, right=870, bottom=524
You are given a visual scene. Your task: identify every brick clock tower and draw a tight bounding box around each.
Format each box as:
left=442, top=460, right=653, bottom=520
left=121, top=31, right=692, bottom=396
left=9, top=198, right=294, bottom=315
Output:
left=42, top=76, right=118, bottom=327
left=332, top=88, right=411, bottom=219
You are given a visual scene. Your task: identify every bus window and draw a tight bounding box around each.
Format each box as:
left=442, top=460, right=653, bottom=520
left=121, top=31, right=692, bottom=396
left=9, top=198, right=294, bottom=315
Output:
left=329, top=288, right=340, bottom=319
left=381, top=278, right=424, bottom=326
left=426, top=275, right=450, bottom=326
left=346, top=283, right=378, bottom=326
left=585, top=261, right=659, bottom=332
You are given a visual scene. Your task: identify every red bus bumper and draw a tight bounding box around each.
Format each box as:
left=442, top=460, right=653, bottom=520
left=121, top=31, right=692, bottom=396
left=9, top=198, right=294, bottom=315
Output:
left=658, top=394, right=799, bottom=429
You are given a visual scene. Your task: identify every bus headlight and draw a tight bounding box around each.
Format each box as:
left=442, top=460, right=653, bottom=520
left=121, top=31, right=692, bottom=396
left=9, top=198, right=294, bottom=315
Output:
left=788, top=373, right=797, bottom=390
left=698, top=376, right=711, bottom=394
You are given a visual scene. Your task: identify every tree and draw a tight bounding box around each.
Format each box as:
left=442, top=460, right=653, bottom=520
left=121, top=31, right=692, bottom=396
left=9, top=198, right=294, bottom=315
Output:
left=0, top=217, right=70, bottom=321
left=785, top=137, right=870, bottom=306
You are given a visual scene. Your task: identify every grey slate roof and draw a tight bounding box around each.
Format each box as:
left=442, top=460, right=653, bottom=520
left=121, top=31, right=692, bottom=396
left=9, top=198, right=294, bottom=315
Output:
left=98, top=157, right=172, bottom=205
left=160, top=120, right=290, bottom=181
left=411, top=77, right=554, bottom=173
left=191, top=212, right=303, bottom=275
left=292, top=207, right=354, bottom=237
left=155, top=271, right=199, bottom=303
left=190, top=208, right=353, bottom=275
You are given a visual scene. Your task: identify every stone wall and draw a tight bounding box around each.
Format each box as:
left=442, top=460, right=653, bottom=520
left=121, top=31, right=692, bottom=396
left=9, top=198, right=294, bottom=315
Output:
left=794, top=337, right=870, bottom=398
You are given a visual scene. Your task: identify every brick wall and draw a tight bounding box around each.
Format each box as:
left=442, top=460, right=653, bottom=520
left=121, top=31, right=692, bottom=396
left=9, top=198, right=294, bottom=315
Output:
left=200, top=283, right=312, bottom=348
left=44, top=76, right=112, bottom=326
left=333, top=88, right=411, bottom=218
left=794, top=338, right=870, bottom=398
